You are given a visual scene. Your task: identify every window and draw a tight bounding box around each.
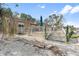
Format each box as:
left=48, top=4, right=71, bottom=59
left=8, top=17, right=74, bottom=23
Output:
left=18, top=24, right=24, bottom=27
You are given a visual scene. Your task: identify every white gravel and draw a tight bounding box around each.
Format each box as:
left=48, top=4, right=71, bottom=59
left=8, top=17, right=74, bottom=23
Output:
left=0, top=37, right=54, bottom=56
left=0, top=34, right=79, bottom=56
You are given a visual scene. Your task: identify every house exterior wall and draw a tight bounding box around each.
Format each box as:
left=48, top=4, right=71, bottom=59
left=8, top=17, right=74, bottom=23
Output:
left=17, top=22, right=25, bottom=34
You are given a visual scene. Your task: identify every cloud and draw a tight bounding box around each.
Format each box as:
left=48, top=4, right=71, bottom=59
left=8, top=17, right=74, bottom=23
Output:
left=49, top=10, right=57, bottom=15
left=60, top=5, right=79, bottom=15
left=60, top=5, right=72, bottom=14
left=59, top=5, right=79, bottom=27
left=53, top=11, right=57, bottom=13
left=38, top=5, right=46, bottom=9
left=70, top=5, right=79, bottom=14
left=41, top=6, right=45, bottom=8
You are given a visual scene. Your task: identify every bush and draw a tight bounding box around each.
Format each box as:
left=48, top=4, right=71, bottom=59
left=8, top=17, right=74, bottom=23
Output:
left=71, top=34, right=79, bottom=38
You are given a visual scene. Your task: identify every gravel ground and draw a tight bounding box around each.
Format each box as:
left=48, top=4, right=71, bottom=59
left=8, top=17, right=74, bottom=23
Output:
left=0, top=37, right=54, bottom=56
left=0, top=34, right=79, bottom=56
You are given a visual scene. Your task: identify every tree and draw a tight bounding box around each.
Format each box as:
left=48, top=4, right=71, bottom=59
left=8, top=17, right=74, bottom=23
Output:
left=2, top=8, right=13, bottom=37
left=40, top=16, right=43, bottom=31
left=44, top=19, right=48, bottom=39
left=20, top=13, right=27, bottom=20
left=54, top=14, right=63, bottom=30
left=0, top=3, right=2, bottom=32
left=49, top=14, right=63, bottom=31
left=0, top=3, right=18, bottom=39
left=65, top=25, right=75, bottom=43
left=31, top=18, right=36, bottom=22
left=0, top=4, right=13, bottom=39
left=15, top=4, right=19, bottom=7
left=2, top=8, right=13, bottom=17
left=40, top=16, right=43, bottom=26
left=66, top=25, right=69, bottom=42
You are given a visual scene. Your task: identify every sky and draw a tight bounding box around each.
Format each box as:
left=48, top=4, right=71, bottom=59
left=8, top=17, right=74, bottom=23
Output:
left=5, top=3, right=79, bottom=27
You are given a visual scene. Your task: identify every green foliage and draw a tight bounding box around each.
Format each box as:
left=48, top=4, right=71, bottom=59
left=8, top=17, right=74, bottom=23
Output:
left=65, top=25, right=75, bottom=42
left=1, top=8, right=13, bottom=17
left=31, top=18, right=36, bottom=22
left=45, top=24, right=47, bottom=39
left=69, top=26, right=74, bottom=38
left=50, top=14, right=63, bottom=30
left=66, top=25, right=69, bottom=42
left=20, top=13, right=27, bottom=20
left=40, top=16, right=43, bottom=26
left=20, top=13, right=35, bottom=21
left=0, top=4, right=37, bottom=37
left=71, top=35, right=79, bottom=38
left=0, top=6, right=16, bottom=37
left=15, top=4, right=19, bottom=7
left=0, top=7, right=12, bottom=35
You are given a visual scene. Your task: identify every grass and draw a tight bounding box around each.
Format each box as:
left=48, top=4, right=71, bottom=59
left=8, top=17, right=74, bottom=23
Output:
left=64, top=42, right=71, bottom=44
left=71, top=34, right=79, bottom=38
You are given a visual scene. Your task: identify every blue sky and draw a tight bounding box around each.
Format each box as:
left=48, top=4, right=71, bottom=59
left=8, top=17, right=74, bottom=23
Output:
left=5, top=3, right=79, bottom=27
